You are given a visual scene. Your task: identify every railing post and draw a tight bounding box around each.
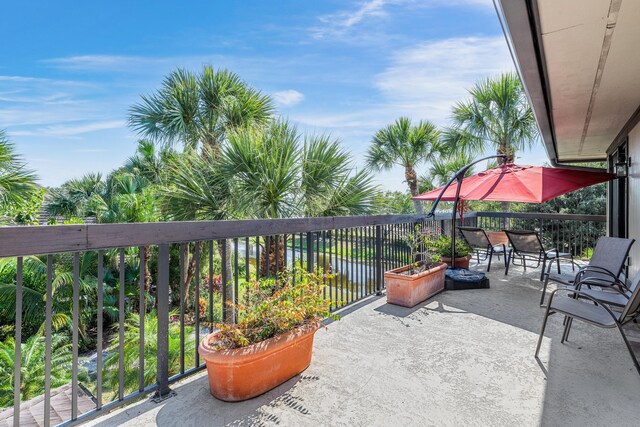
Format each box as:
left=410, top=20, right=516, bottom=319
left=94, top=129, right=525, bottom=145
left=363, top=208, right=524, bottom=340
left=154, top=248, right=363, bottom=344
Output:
left=154, top=243, right=174, bottom=401
left=375, top=225, right=383, bottom=295
left=306, top=232, right=314, bottom=272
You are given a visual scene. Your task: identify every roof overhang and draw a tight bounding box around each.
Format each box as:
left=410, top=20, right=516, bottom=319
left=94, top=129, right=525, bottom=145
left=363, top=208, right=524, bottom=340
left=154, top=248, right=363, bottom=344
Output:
left=495, top=0, right=640, bottom=162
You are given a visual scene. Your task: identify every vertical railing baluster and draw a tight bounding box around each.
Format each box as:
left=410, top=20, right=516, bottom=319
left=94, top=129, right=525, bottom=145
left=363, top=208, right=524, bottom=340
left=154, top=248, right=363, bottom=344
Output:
left=339, top=229, right=344, bottom=306
left=354, top=228, right=359, bottom=301
left=306, top=232, right=314, bottom=273
left=13, top=257, right=22, bottom=427
left=44, top=255, right=53, bottom=427
left=255, top=236, right=260, bottom=279
left=275, top=235, right=280, bottom=276
left=97, top=251, right=103, bottom=409
left=265, top=235, right=271, bottom=277
left=72, top=252, right=80, bottom=419
left=138, top=247, right=145, bottom=392
left=291, top=234, right=296, bottom=283
left=362, top=227, right=366, bottom=297
left=195, top=242, right=200, bottom=366
left=245, top=237, right=250, bottom=282
left=283, top=234, right=288, bottom=269
left=179, top=244, right=185, bottom=374
left=222, top=240, right=229, bottom=323
left=376, top=225, right=383, bottom=294
left=155, top=244, right=171, bottom=398
left=321, top=231, right=326, bottom=300
left=233, top=238, right=239, bottom=323
left=118, top=249, right=125, bottom=402
left=208, top=241, right=214, bottom=323
left=328, top=230, right=333, bottom=309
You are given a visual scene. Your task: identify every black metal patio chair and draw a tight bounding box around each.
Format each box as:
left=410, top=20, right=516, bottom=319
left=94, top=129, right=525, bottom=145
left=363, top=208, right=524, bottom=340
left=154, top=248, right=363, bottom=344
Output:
left=458, top=226, right=512, bottom=271
left=540, top=236, right=635, bottom=305
left=535, top=272, right=640, bottom=375
left=503, top=230, right=573, bottom=281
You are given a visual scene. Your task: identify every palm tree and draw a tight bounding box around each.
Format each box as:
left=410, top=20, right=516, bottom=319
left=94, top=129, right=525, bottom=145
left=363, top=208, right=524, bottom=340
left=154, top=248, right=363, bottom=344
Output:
left=0, top=130, right=38, bottom=213
left=366, top=117, right=440, bottom=214
left=444, top=73, right=539, bottom=212
left=222, top=120, right=376, bottom=275
left=128, top=67, right=274, bottom=152
left=128, top=67, right=275, bottom=307
left=101, top=311, right=195, bottom=398
left=46, top=172, right=104, bottom=219
left=423, top=152, right=476, bottom=188
left=160, top=148, right=233, bottom=310
left=0, top=334, right=73, bottom=407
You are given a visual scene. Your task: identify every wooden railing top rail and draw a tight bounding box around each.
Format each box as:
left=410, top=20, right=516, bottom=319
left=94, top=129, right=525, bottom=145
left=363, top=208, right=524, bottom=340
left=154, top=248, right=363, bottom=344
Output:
left=0, top=214, right=440, bottom=257
left=0, top=211, right=607, bottom=258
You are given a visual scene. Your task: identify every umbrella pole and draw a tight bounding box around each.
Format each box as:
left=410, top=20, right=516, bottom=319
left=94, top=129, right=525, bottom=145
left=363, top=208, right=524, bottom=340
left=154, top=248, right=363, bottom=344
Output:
left=426, top=154, right=507, bottom=270
left=451, top=174, right=464, bottom=269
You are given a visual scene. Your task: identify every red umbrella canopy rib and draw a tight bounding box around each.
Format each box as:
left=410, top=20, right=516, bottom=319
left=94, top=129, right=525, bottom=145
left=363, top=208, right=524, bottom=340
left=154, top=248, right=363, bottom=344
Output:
left=413, top=164, right=614, bottom=203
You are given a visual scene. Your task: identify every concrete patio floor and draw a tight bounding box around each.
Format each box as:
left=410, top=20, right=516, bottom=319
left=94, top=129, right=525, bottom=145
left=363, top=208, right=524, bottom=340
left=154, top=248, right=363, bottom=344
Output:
left=87, top=261, right=640, bottom=427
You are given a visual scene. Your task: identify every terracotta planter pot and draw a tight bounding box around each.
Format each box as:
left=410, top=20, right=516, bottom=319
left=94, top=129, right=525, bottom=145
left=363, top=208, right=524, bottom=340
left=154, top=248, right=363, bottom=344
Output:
left=384, top=262, right=447, bottom=307
left=198, top=322, right=320, bottom=402
left=440, top=255, right=471, bottom=269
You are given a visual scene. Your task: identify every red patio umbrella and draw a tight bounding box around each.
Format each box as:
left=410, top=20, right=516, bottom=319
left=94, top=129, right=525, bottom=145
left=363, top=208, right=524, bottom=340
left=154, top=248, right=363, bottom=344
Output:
left=417, top=161, right=614, bottom=269
left=413, top=164, right=614, bottom=204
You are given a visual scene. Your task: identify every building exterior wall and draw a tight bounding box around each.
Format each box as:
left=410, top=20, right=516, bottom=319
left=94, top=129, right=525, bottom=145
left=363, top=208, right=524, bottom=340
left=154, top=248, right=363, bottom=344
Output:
left=626, top=123, right=640, bottom=277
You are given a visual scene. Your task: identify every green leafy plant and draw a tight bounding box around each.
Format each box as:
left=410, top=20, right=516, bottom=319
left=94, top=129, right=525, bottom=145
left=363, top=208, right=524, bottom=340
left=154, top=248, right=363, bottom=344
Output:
left=401, top=225, right=441, bottom=274
left=432, top=235, right=471, bottom=259
left=210, top=266, right=336, bottom=351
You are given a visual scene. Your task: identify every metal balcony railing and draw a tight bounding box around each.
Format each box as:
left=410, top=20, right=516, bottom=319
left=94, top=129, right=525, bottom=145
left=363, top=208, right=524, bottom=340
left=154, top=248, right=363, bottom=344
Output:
left=0, top=211, right=606, bottom=425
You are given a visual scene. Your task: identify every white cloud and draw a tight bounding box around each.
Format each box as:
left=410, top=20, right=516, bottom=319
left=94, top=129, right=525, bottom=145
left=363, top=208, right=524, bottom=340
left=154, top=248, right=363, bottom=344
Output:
left=312, top=0, right=494, bottom=39
left=374, top=36, right=513, bottom=123
left=272, top=89, right=305, bottom=107
left=12, top=120, right=125, bottom=137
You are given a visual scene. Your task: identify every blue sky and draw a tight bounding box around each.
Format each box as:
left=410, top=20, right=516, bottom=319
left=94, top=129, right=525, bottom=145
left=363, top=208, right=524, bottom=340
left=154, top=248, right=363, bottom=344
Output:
left=0, top=0, right=547, bottom=190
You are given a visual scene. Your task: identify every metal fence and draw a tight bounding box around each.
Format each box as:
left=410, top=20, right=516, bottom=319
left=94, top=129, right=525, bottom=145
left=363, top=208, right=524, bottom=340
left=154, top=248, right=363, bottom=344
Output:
left=0, top=211, right=606, bottom=425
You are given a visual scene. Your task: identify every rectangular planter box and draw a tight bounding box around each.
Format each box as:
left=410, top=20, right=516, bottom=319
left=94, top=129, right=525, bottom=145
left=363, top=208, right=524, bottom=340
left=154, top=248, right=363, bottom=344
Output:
left=384, top=262, right=447, bottom=307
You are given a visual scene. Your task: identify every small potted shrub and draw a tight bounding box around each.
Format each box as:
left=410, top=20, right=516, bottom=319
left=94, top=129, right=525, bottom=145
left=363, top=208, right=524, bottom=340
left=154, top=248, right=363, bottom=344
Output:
left=198, top=266, right=335, bottom=401
left=384, top=226, right=447, bottom=307
left=433, top=235, right=472, bottom=269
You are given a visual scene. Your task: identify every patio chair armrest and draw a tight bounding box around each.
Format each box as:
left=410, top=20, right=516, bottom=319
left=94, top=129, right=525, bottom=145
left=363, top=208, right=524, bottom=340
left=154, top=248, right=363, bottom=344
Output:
left=575, top=266, right=621, bottom=288
left=547, top=289, right=620, bottom=320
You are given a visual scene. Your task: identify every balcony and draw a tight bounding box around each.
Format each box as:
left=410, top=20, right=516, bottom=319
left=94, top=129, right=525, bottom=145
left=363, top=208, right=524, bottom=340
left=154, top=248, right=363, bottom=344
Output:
left=84, top=266, right=640, bottom=426
left=3, top=212, right=638, bottom=426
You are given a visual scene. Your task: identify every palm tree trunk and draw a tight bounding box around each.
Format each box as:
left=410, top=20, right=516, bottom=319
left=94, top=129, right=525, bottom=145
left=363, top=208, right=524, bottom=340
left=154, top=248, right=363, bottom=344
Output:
left=182, top=242, right=203, bottom=311
left=405, top=166, right=423, bottom=214
left=259, top=235, right=286, bottom=277
left=217, top=239, right=234, bottom=323
left=143, top=245, right=152, bottom=293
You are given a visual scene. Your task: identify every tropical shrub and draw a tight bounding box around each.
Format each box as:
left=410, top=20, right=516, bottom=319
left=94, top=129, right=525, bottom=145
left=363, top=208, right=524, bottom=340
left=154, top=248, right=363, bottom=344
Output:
left=432, top=235, right=472, bottom=259
left=0, top=333, right=73, bottom=408
left=210, top=266, right=335, bottom=350
left=101, top=310, right=195, bottom=398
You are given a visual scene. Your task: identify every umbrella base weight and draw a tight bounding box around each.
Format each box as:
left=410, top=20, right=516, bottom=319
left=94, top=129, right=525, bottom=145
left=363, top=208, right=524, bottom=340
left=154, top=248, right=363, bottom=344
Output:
left=444, top=268, right=490, bottom=290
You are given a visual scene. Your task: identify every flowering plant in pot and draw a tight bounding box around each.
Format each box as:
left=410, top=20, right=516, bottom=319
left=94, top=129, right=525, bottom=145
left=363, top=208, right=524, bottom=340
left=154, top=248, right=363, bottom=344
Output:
left=198, top=266, right=336, bottom=402
left=384, top=225, right=447, bottom=307
left=432, top=236, right=472, bottom=269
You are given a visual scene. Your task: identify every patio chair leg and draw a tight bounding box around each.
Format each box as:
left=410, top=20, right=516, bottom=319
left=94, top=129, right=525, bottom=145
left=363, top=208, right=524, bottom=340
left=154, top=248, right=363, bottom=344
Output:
left=540, top=273, right=551, bottom=306
left=556, top=257, right=561, bottom=274
left=487, top=249, right=493, bottom=272
left=561, top=317, right=573, bottom=343
left=523, top=256, right=527, bottom=272
left=571, top=255, right=575, bottom=272
left=618, top=325, right=640, bottom=375
left=540, top=257, right=546, bottom=281
left=535, top=306, right=554, bottom=358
